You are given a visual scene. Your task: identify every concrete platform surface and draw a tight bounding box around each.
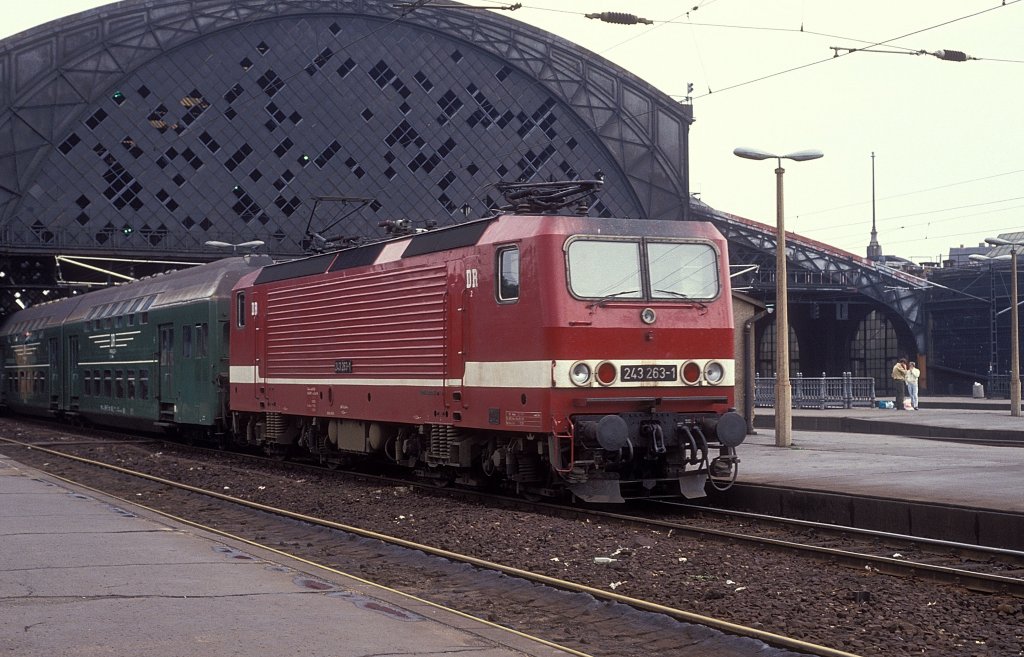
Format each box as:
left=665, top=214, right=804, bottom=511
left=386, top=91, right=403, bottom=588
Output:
left=738, top=423, right=1024, bottom=513
left=0, top=453, right=571, bottom=657
left=754, top=397, right=1024, bottom=442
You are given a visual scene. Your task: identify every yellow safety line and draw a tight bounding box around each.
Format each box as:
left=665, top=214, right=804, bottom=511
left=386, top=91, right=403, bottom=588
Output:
left=2, top=437, right=862, bottom=657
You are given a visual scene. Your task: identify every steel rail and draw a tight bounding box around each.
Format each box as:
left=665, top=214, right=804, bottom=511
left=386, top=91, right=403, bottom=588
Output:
left=654, top=500, right=1024, bottom=561
left=1, top=436, right=861, bottom=657
left=568, top=505, right=1024, bottom=597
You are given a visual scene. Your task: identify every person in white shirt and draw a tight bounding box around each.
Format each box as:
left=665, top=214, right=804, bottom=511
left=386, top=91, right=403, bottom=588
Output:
left=905, top=361, right=921, bottom=410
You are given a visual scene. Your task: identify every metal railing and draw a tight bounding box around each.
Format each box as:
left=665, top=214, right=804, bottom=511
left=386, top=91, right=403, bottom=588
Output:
left=754, top=372, right=876, bottom=409
left=986, top=374, right=1010, bottom=399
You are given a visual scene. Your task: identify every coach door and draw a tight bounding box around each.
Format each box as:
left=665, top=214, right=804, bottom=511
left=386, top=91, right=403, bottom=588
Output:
left=47, top=338, right=59, bottom=412
left=158, top=324, right=174, bottom=401
left=66, top=335, right=79, bottom=411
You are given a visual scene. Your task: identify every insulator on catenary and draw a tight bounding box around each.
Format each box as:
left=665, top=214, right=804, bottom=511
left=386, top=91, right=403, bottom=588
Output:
left=585, top=12, right=654, bottom=25
left=932, top=49, right=971, bottom=62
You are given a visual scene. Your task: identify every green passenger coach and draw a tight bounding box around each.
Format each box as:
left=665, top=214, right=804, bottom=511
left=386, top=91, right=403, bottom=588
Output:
left=1, top=256, right=268, bottom=436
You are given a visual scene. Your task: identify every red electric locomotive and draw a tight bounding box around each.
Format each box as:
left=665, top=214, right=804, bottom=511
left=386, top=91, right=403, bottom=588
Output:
left=227, top=186, right=745, bottom=502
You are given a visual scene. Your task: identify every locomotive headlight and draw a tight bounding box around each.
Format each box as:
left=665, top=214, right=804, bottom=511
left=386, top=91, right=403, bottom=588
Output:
left=681, top=361, right=702, bottom=385
left=570, top=361, right=592, bottom=386
left=704, top=361, right=726, bottom=385
left=640, top=307, right=656, bottom=324
left=595, top=361, right=617, bottom=386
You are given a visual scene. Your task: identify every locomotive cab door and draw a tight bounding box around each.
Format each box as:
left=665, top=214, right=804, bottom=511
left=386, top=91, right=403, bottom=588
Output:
left=250, top=291, right=267, bottom=402
left=233, top=289, right=264, bottom=407
left=450, top=256, right=480, bottom=408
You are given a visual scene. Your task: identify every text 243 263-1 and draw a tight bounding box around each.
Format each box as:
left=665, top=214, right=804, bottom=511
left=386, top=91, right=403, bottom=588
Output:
left=620, top=365, right=678, bottom=382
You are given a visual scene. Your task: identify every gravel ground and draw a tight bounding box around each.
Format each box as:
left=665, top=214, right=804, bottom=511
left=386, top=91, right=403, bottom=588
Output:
left=5, top=422, right=1023, bottom=657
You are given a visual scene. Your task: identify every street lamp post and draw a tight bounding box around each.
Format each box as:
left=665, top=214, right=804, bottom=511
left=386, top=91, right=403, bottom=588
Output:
left=733, top=147, right=824, bottom=447
left=979, top=237, right=1024, bottom=416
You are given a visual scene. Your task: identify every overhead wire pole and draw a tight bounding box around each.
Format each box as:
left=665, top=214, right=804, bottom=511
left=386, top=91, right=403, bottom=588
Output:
left=1014, top=247, right=1019, bottom=417
left=971, top=237, right=1024, bottom=416
left=985, top=238, right=1024, bottom=416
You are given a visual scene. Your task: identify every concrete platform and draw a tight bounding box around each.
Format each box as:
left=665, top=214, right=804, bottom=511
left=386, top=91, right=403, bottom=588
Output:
left=741, top=399, right=1024, bottom=514
left=753, top=397, right=1024, bottom=443
left=0, top=453, right=572, bottom=657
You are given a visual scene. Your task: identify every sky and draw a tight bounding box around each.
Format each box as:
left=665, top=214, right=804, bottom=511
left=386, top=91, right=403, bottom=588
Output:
left=5, top=1, right=1023, bottom=263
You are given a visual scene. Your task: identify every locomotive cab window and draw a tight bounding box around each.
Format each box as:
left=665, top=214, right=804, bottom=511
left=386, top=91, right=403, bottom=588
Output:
left=566, top=239, right=642, bottom=300
left=648, top=242, right=720, bottom=300
left=566, top=238, right=719, bottom=301
left=496, top=246, right=520, bottom=302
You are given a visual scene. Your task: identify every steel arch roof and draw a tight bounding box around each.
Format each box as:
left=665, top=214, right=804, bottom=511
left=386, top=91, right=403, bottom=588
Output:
left=0, top=0, right=694, bottom=257
left=693, top=201, right=931, bottom=350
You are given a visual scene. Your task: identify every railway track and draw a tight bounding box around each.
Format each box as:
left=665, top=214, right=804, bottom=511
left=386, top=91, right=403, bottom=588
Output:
left=637, top=501, right=1024, bottom=597
left=2, top=433, right=851, bottom=657
left=3, top=417, right=1023, bottom=656
left=8, top=418, right=1024, bottom=599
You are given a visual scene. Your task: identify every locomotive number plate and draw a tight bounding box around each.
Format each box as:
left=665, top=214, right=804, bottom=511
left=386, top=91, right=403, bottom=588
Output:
left=620, top=365, right=678, bottom=382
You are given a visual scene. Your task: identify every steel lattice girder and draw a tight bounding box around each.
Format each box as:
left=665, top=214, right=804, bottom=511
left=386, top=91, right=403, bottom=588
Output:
left=694, top=204, right=929, bottom=350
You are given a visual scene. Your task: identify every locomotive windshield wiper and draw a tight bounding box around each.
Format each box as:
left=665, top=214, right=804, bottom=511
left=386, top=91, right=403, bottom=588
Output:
left=588, top=290, right=639, bottom=308
left=651, top=286, right=708, bottom=309
left=653, top=288, right=691, bottom=298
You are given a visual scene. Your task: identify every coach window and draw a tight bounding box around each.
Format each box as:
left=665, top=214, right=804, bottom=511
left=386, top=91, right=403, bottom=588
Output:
left=160, top=327, right=174, bottom=367
left=139, top=370, right=150, bottom=400
left=83, top=371, right=92, bottom=396
left=496, top=246, right=520, bottom=302
left=103, top=370, right=112, bottom=397
left=182, top=324, right=193, bottom=358
left=127, top=370, right=136, bottom=399
left=115, top=370, right=124, bottom=399
left=196, top=323, right=208, bottom=358
left=236, top=292, right=246, bottom=328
